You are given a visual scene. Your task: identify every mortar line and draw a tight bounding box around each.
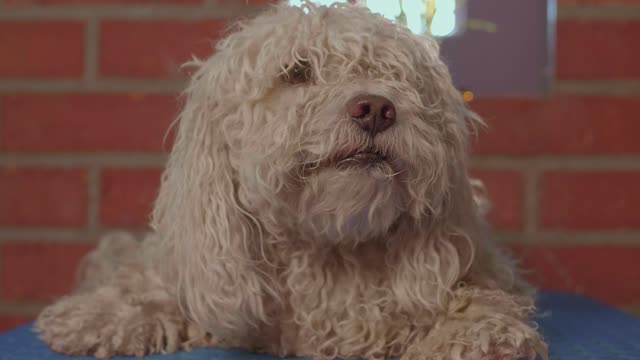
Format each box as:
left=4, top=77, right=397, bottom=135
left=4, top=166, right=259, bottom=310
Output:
left=496, top=231, right=640, bottom=245
left=558, top=4, right=640, bottom=19
left=0, top=153, right=168, bottom=167
left=0, top=98, right=4, bottom=301
left=86, top=166, right=101, bottom=231
left=83, top=18, right=99, bottom=82
left=0, top=245, right=3, bottom=303
left=0, top=302, right=46, bottom=316
left=0, top=5, right=267, bottom=20
left=0, top=228, right=97, bottom=241
left=554, top=80, right=640, bottom=96
left=470, top=156, right=640, bottom=171
left=523, top=168, right=541, bottom=239
left=0, top=228, right=151, bottom=242
left=0, top=79, right=185, bottom=93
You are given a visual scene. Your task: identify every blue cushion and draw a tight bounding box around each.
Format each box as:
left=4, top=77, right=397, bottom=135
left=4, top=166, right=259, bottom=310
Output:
left=1, top=292, right=639, bottom=360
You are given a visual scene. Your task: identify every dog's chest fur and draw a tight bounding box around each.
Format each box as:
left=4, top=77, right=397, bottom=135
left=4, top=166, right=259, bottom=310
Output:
left=262, top=242, right=437, bottom=358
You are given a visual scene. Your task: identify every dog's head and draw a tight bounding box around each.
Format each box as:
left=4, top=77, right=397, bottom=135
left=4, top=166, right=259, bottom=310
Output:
left=152, top=2, right=481, bottom=333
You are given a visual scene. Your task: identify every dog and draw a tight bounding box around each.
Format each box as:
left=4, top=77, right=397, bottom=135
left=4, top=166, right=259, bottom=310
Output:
left=35, top=3, right=548, bottom=360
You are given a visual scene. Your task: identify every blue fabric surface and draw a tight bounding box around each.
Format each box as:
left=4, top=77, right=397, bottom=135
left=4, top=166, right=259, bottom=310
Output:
left=1, top=291, right=639, bottom=359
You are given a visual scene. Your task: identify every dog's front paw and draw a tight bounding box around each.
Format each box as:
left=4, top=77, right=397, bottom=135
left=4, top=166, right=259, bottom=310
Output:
left=402, top=317, right=547, bottom=360
left=35, top=292, right=195, bottom=358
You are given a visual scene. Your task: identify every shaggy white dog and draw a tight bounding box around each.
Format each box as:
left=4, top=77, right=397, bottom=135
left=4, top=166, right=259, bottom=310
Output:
left=36, top=3, right=548, bottom=360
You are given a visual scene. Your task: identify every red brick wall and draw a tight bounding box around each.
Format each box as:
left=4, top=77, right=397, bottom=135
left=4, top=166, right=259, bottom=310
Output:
left=0, top=0, right=638, bottom=331
left=469, top=0, right=640, bottom=314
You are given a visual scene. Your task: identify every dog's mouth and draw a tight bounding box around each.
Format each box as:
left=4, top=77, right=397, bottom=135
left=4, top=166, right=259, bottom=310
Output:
left=299, top=147, right=396, bottom=178
left=339, top=149, right=386, bottom=165
left=333, top=147, right=391, bottom=170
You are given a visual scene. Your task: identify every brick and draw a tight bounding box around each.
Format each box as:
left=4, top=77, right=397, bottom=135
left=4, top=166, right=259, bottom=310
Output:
left=0, top=94, right=176, bottom=152
left=0, top=242, right=94, bottom=301
left=471, top=97, right=640, bottom=155
left=0, top=168, right=87, bottom=226
left=509, top=245, right=640, bottom=305
left=100, top=168, right=162, bottom=226
left=540, top=171, right=640, bottom=230
left=471, top=170, right=524, bottom=229
left=2, top=0, right=200, bottom=4
left=559, top=0, right=640, bottom=4
left=0, top=21, right=84, bottom=78
left=0, top=315, right=31, bottom=332
left=557, top=20, right=640, bottom=79
left=99, top=20, right=226, bottom=78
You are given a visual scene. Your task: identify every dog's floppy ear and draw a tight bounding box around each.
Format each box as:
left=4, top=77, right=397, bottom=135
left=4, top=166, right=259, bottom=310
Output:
left=387, top=36, right=491, bottom=304
left=409, top=39, right=526, bottom=294
left=151, top=53, right=273, bottom=337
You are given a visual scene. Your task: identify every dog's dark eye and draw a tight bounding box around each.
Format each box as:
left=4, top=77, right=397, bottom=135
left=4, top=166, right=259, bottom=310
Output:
left=281, top=62, right=311, bottom=84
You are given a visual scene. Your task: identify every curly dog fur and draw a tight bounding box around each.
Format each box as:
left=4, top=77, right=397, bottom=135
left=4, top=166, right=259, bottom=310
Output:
left=36, top=3, right=548, bottom=359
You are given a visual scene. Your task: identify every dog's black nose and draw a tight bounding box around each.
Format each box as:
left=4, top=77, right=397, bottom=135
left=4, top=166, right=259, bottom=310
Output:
left=347, top=94, right=396, bottom=137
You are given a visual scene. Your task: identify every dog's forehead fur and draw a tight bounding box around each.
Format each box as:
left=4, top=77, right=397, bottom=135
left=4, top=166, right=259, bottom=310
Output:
left=216, top=4, right=442, bottom=96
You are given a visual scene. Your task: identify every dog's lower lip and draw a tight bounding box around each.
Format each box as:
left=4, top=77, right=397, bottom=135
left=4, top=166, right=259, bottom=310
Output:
left=349, top=152, right=384, bottom=161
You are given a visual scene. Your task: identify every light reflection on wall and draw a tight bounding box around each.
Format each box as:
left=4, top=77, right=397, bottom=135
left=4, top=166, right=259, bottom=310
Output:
left=287, top=0, right=461, bottom=37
